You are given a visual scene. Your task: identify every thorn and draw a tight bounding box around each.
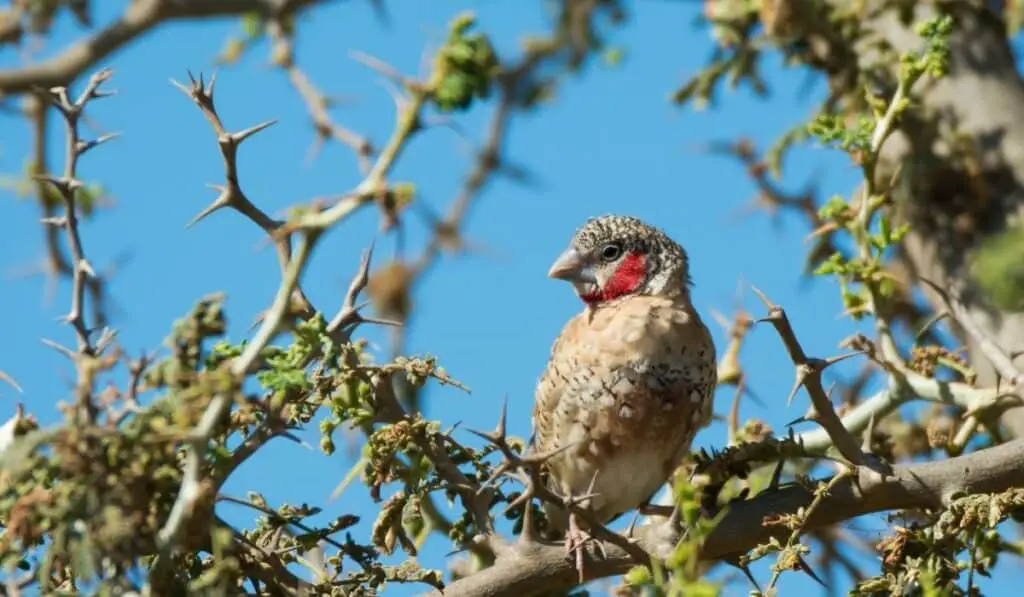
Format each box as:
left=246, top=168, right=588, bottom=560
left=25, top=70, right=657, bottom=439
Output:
left=520, top=442, right=578, bottom=467
left=360, top=316, right=403, bottom=328
left=186, top=195, right=232, bottom=228
left=349, top=50, right=411, bottom=87
left=376, top=76, right=409, bottom=112
left=170, top=77, right=192, bottom=97
left=95, top=327, right=118, bottom=352
left=83, top=67, right=114, bottom=93
left=749, top=284, right=775, bottom=309
left=768, top=458, right=785, bottom=490
left=465, top=398, right=510, bottom=447
left=785, top=415, right=808, bottom=427
left=233, top=119, right=278, bottom=143
left=0, top=371, right=23, bottom=393
left=279, top=430, right=314, bottom=450
left=78, top=259, right=96, bottom=278
left=501, top=488, right=533, bottom=518
left=41, top=338, right=76, bottom=361
left=786, top=368, right=808, bottom=407
left=477, top=461, right=515, bottom=493
left=819, top=351, right=863, bottom=370
left=77, top=132, right=121, bottom=155
left=207, top=70, right=219, bottom=100
left=862, top=413, right=877, bottom=453
left=739, top=380, right=767, bottom=408
left=494, top=395, right=509, bottom=440
left=359, top=241, right=375, bottom=276
left=796, top=554, right=828, bottom=588
left=710, top=308, right=731, bottom=331
left=727, top=558, right=763, bottom=593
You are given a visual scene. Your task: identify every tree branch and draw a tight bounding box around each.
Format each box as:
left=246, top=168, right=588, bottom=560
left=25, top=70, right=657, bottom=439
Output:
left=431, top=437, right=1024, bottom=597
left=798, top=365, right=1017, bottom=455
left=0, top=0, right=331, bottom=96
left=749, top=286, right=878, bottom=469
left=920, top=277, right=1024, bottom=388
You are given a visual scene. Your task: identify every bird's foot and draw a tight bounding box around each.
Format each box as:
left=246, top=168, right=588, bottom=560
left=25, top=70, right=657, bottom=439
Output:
left=565, top=512, right=604, bottom=583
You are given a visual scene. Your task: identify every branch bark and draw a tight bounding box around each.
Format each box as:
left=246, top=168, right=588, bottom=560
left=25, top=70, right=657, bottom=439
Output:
left=432, top=437, right=1024, bottom=597
left=0, top=0, right=331, bottom=96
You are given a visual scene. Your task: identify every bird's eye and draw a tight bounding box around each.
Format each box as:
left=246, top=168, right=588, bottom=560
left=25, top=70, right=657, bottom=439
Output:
left=600, top=243, right=622, bottom=262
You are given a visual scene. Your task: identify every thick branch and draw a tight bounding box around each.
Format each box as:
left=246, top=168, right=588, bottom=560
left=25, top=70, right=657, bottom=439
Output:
left=433, top=437, right=1024, bottom=597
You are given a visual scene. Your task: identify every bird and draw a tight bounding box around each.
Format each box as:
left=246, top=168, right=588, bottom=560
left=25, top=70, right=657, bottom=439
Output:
left=529, top=214, right=718, bottom=579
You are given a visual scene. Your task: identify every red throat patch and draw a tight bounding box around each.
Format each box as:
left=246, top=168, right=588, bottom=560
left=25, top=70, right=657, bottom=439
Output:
left=581, top=253, right=646, bottom=305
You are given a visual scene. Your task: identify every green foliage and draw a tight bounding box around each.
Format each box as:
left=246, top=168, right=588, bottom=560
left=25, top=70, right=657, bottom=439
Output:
left=0, top=280, right=478, bottom=593
left=431, top=13, right=501, bottom=113
left=624, top=476, right=725, bottom=597
left=852, top=489, right=1024, bottom=595
left=971, top=224, right=1024, bottom=311
left=804, top=15, right=950, bottom=319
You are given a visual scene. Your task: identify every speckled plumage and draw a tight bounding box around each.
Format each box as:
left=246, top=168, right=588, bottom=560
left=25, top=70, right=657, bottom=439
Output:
left=531, top=215, right=717, bottom=539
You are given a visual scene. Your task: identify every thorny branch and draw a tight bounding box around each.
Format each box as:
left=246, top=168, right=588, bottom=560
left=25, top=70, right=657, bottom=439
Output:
left=172, top=71, right=316, bottom=318
left=36, top=69, right=119, bottom=427
left=431, top=437, right=1024, bottom=597
left=749, top=286, right=882, bottom=472
left=6, top=92, right=120, bottom=339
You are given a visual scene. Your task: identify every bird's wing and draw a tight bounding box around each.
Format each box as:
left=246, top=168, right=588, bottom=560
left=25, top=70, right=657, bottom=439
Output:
left=530, top=312, right=586, bottom=457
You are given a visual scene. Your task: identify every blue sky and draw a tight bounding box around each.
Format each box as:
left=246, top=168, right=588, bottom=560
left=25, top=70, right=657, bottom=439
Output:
left=0, top=0, right=1012, bottom=595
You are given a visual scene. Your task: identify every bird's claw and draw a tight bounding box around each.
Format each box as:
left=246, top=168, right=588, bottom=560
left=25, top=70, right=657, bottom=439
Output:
left=565, top=512, right=605, bottom=583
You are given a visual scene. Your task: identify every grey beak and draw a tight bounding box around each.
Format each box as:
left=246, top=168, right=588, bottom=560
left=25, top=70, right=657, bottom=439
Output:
left=548, top=248, right=592, bottom=281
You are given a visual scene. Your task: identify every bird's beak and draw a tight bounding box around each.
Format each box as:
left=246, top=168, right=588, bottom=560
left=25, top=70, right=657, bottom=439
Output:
left=548, top=248, right=595, bottom=282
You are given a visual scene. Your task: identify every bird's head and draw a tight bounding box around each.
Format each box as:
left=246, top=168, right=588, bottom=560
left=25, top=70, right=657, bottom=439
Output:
left=547, top=215, right=691, bottom=306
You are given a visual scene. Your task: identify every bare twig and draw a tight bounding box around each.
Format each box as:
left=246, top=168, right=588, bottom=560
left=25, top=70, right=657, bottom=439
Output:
left=0, top=0, right=331, bottom=95
left=171, top=70, right=316, bottom=316
left=267, top=20, right=375, bottom=172
left=920, top=277, right=1024, bottom=387
left=38, top=69, right=116, bottom=356
left=749, top=286, right=880, bottom=471
left=32, top=68, right=121, bottom=427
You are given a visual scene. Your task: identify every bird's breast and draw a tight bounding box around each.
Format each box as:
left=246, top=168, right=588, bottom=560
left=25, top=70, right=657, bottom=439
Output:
left=533, top=295, right=717, bottom=523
